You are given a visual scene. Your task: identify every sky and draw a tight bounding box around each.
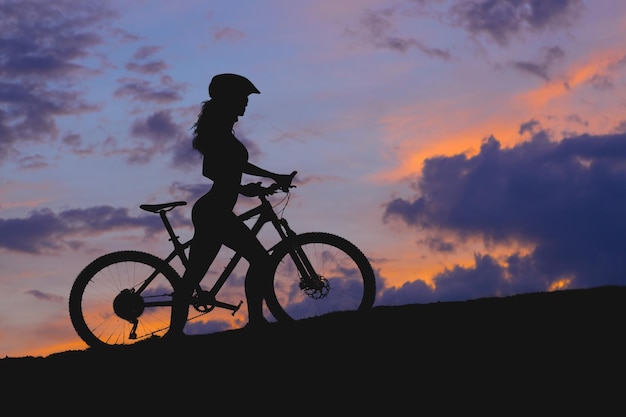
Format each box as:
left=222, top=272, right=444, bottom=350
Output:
left=2, top=0, right=626, bottom=358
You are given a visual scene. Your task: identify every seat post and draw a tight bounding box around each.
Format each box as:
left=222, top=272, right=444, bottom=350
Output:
left=159, top=209, right=190, bottom=267
left=159, top=210, right=180, bottom=245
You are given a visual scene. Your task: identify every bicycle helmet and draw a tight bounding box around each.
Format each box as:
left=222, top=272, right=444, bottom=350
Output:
left=208, top=73, right=260, bottom=99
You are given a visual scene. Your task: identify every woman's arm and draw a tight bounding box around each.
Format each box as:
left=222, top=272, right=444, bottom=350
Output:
left=243, top=162, right=297, bottom=191
left=243, top=161, right=279, bottom=180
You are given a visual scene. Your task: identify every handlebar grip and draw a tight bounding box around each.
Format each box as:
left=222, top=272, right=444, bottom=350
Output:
left=280, top=171, right=298, bottom=191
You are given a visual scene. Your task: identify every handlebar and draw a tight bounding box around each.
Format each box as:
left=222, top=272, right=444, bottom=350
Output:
left=258, top=182, right=296, bottom=197
left=257, top=170, right=298, bottom=197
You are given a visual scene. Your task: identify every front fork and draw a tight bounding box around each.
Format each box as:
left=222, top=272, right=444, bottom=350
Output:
left=275, top=219, right=325, bottom=291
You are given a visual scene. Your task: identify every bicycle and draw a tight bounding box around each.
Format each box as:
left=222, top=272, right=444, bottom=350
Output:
left=69, top=177, right=376, bottom=348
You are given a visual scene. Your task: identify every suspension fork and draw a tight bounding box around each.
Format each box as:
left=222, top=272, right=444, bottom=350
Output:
left=255, top=194, right=321, bottom=288
left=274, top=218, right=322, bottom=287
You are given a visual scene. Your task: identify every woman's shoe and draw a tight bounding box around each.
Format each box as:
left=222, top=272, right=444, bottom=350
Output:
left=244, top=318, right=270, bottom=332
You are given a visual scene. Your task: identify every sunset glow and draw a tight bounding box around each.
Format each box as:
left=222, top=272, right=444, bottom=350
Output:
left=2, top=0, right=626, bottom=358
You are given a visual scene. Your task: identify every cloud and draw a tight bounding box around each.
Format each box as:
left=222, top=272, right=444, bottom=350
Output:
left=511, top=45, right=564, bottom=81
left=125, top=45, right=168, bottom=74
left=91, top=109, right=197, bottom=168
left=170, top=137, right=201, bottom=169
left=450, top=0, right=584, bottom=45
left=127, top=109, right=201, bottom=168
left=0, top=0, right=116, bottom=163
left=132, top=46, right=162, bottom=60
left=614, top=121, right=626, bottom=134
left=350, top=7, right=450, bottom=59
left=0, top=1, right=189, bottom=170
left=113, top=76, right=185, bottom=103
left=518, top=118, right=541, bottom=135
left=580, top=53, right=626, bottom=92
left=586, top=73, right=614, bottom=91
left=377, top=249, right=553, bottom=305
left=383, top=130, right=626, bottom=295
left=212, top=27, right=246, bottom=42
left=24, top=290, right=64, bottom=303
left=131, top=110, right=181, bottom=142
left=125, top=60, right=169, bottom=75
left=167, top=181, right=207, bottom=203
left=0, top=205, right=173, bottom=254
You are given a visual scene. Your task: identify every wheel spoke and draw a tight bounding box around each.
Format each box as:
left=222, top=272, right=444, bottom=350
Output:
left=69, top=251, right=181, bottom=348
left=266, top=233, right=376, bottom=322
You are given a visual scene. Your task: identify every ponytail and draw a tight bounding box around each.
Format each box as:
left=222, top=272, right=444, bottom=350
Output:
left=191, top=98, right=237, bottom=155
left=191, top=100, right=212, bottom=154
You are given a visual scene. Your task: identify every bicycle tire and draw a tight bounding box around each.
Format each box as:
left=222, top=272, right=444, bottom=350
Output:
left=265, top=232, right=376, bottom=322
left=69, top=250, right=181, bottom=348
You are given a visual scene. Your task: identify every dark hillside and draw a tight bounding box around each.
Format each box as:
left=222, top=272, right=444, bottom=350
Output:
left=3, top=286, right=624, bottom=412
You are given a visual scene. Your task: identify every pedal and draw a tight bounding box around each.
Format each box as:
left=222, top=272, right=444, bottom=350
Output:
left=232, top=300, right=243, bottom=316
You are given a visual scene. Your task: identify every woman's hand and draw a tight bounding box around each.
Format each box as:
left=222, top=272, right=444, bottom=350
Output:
left=240, top=182, right=264, bottom=197
left=275, top=170, right=297, bottom=192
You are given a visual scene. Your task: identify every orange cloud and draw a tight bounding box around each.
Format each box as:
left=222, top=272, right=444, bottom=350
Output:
left=372, top=104, right=523, bottom=182
left=519, top=58, right=603, bottom=109
left=373, top=48, right=626, bottom=185
left=519, top=48, right=626, bottom=129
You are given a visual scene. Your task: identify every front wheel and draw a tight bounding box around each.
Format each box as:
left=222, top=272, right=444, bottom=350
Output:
left=265, top=232, right=376, bottom=322
left=69, top=251, right=181, bottom=348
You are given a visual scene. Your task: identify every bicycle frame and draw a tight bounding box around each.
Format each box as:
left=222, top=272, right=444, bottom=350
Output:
left=144, top=188, right=315, bottom=315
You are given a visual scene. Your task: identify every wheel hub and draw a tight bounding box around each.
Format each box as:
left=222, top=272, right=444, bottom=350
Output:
left=300, top=276, right=330, bottom=299
left=113, top=289, right=145, bottom=322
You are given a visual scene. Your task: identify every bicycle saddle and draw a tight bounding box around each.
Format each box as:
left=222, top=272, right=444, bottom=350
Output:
left=139, top=201, right=187, bottom=213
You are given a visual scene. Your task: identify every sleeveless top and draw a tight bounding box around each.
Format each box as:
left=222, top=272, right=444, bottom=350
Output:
left=199, top=130, right=249, bottom=212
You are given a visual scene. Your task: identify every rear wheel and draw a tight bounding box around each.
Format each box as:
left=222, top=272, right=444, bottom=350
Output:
left=265, top=232, right=376, bottom=322
left=69, top=251, right=181, bottom=348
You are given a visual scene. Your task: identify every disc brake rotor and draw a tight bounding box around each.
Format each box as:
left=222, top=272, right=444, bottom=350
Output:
left=300, top=276, right=330, bottom=299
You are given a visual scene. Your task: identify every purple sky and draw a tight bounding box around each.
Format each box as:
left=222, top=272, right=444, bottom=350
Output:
left=2, top=0, right=626, bottom=357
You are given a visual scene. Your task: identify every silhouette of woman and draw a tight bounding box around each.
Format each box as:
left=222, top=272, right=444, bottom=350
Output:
left=169, top=73, right=295, bottom=335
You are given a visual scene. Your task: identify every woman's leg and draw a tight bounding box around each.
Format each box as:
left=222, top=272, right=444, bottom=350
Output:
left=221, top=214, right=271, bottom=325
left=170, top=206, right=270, bottom=332
left=169, top=230, right=222, bottom=336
